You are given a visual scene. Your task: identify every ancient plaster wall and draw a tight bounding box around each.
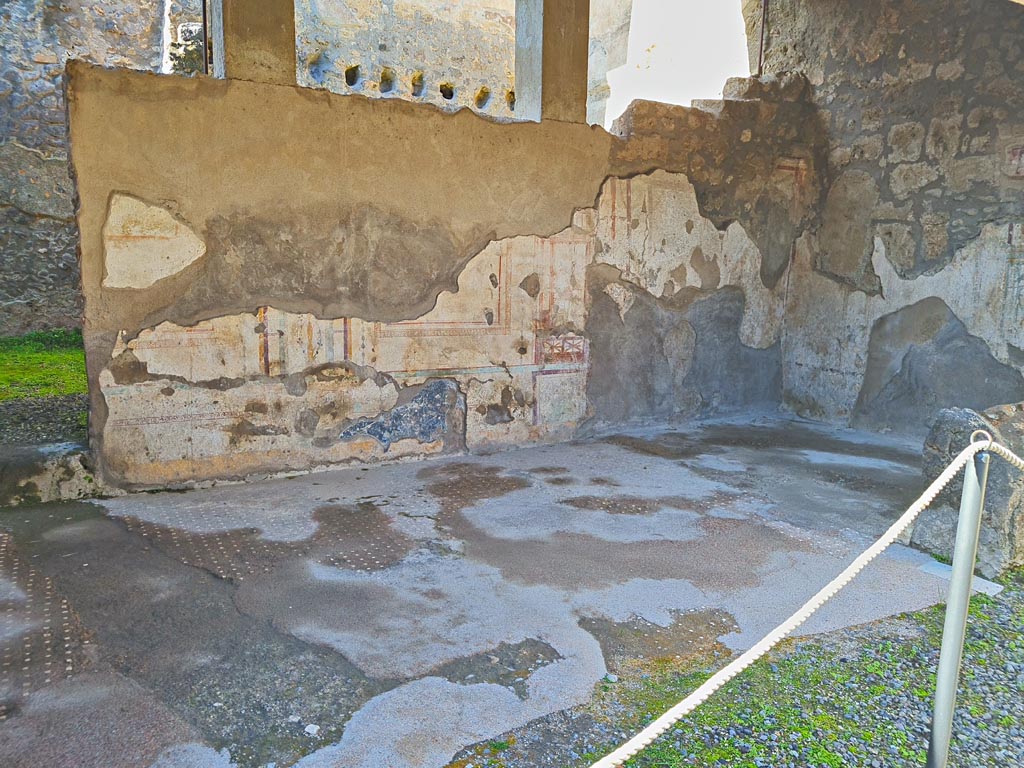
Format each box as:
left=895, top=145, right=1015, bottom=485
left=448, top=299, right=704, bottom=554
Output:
left=3, top=0, right=634, bottom=339
left=67, top=63, right=823, bottom=488
left=748, top=0, right=1024, bottom=433
left=0, top=0, right=197, bottom=336
left=3, top=0, right=521, bottom=332
left=295, top=0, right=518, bottom=117
left=295, top=0, right=633, bottom=123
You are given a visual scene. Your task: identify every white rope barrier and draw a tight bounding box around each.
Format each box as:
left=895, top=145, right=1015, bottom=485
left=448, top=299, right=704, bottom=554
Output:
left=588, top=436, right=1024, bottom=768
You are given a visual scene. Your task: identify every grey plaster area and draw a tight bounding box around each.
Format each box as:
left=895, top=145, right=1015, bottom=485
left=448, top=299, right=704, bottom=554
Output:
left=0, top=416, right=958, bottom=767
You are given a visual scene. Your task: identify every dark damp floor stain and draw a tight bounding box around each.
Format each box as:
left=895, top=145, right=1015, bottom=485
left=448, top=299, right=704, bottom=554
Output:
left=605, top=423, right=918, bottom=469
left=559, top=495, right=665, bottom=515
left=427, top=639, right=562, bottom=700
left=0, top=525, right=96, bottom=721
left=670, top=428, right=919, bottom=531
left=557, top=492, right=746, bottom=517
left=0, top=505, right=391, bottom=768
left=660, top=490, right=749, bottom=514
left=544, top=476, right=577, bottom=486
left=116, top=500, right=413, bottom=583
left=603, top=433, right=704, bottom=460
left=418, top=462, right=531, bottom=531
left=415, top=462, right=812, bottom=592
left=589, top=477, right=621, bottom=487
left=696, top=423, right=919, bottom=466
left=0, top=499, right=107, bottom=539
left=807, top=466, right=919, bottom=510
left=526, top=467, right=572, bottom=476
left=458, top=514, right=811, bottom=592
left=316, top=503, right=414, bottom=572
left=579, top=608, right=739, bottom=674
left=686, top=463, right=761, bottom=491
left=448, top=611, right=743, bottom=768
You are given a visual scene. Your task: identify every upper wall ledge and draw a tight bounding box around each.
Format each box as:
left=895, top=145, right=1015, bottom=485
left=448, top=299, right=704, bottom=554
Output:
left=64, top=61, right=813, bottom=145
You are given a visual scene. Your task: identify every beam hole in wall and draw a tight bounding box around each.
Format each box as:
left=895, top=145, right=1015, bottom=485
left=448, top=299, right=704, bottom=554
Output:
left=411, top=71, right=425, bottom=97
left=379, top=67, right=395, bottom=93
left=294, top=3, right=518, bottom=117
left=307, top=49, right=331, bottom=84
left=345, top=64, right=361, bottom=87
left=440, top=82, right=455, bottom=100
left=506, top=89, right=515, bottom=111
left=474, top=86, right=491, bottom=109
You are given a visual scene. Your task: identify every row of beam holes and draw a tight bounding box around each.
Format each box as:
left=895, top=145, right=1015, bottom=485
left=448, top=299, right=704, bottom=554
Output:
left=344, top=64, right=515, bottom=111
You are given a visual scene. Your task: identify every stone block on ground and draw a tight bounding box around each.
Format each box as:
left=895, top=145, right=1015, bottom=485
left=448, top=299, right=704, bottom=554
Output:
left=911, top=405, right=1024, bottom=578
left=0, top=443, right=105, bottom=507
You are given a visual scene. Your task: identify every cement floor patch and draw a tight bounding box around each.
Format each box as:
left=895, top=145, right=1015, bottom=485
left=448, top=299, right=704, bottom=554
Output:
left=0, top=416, right=959, bottom=767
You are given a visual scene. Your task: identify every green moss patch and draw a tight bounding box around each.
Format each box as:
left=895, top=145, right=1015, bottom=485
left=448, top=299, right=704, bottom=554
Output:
left=0, top=329, right=88, bottom=402
left=575, top=577, right=1024, bottom=768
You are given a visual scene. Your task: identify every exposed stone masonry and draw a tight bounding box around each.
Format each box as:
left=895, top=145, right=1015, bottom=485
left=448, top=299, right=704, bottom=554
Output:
left=756, top=0, right=1024, bottom=291
left=0, top=0, right=166, bottom=335
left=742, top=0, right=1024, bottom=433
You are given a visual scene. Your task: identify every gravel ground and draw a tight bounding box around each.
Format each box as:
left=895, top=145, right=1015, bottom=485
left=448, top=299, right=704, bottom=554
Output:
left=450, top=572, right=1024, bottom=768
left=0, top=394, right=88, bottom=445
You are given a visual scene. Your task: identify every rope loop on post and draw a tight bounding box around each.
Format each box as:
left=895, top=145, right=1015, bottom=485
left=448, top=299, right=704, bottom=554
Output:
left=970, top=429, right=994, bottom=447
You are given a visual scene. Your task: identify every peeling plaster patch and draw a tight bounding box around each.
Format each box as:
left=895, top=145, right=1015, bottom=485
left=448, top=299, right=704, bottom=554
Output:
left=102, top=194, right=205, bottom=289
left=518, top=273, right=541, bottom=298
left=338, top=379, right=462, bottom=451
left=594, top=172, right=786, bottom=349
left=351, top=227, right=592, bottom=452
left=1004, top=139, right=1024, bottom=178
left=816, top=170, right=881, bottom=293
left=785, top=222, right=1024, bottom=422
left=98, top=368, right=411, bottom=487
left=602, top=282, right=635, bottom=322
left=852, top=298, right=1024, bottom=434
left=475, top=385, right=517, bottom=425
left=178, top=206, right=467, bottom=324
left=98, top=213, right=593, bottom=483
left=90, top=169, right=787, bottom=487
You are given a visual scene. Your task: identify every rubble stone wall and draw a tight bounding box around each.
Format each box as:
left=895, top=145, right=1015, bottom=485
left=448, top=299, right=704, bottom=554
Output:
left=744, top=0, right=1024, bottom=433
left=0, top=0, right=172, bottom=336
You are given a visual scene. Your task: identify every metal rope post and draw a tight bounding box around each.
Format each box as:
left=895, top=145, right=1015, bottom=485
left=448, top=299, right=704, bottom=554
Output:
left=926, top=431, right=992, bottom=768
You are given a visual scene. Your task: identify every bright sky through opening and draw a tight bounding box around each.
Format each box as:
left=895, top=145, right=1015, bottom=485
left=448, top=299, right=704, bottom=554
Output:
left=604, top=0, right=751, bottom=129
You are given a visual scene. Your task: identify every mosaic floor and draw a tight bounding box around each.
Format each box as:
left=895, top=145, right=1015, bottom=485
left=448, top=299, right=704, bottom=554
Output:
left=0, top=415, right=958, bottom=768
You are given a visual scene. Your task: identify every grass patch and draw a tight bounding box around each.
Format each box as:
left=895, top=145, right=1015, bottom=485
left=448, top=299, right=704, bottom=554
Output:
left=576, top=588, right=1023, bottom=768
left=0, top=329, right=88, bottom=401
left=587, top=642, right=931, bottom=768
